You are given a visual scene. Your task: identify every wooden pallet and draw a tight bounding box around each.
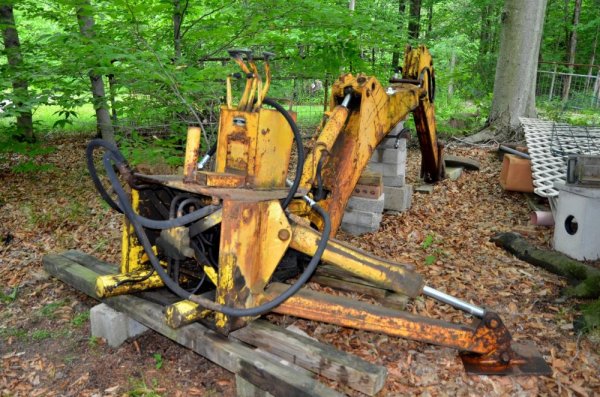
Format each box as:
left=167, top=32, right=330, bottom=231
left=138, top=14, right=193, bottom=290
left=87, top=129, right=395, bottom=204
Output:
left=43, top=251, right=387, bottom=397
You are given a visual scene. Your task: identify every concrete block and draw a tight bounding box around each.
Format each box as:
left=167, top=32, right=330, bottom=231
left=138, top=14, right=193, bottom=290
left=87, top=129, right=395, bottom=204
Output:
left=91, top=303, right=149, bottom=347
left=378, top=136, right=407, bottom=150
left=415, top=184, right=434, bottom=194
left=445, top=167, right=463, bottom=181
left=553, top=183, right=600, bottom=260
left=340, top=222, right=380, bottom=235
left=383, top=185, right=413, bottom=212
left=382, top=174, right=406, bottom=187
left=347, top=193, right=385, bottom=213
left=342, top=209, right=383, bottom=228
left=370, top=146, right=407, bottom=164
left=367, top=162, right=406, bottom=177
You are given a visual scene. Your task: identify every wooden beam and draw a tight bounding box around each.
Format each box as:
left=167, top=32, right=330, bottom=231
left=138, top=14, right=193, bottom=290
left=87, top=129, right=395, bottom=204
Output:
left=43, top=252, right=342, bottom=397
left=231, top=320, right=386, bottom=396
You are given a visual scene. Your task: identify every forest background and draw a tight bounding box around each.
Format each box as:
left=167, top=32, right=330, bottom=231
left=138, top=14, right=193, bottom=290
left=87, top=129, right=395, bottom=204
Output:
left=1, top=0, right=599, bottom=168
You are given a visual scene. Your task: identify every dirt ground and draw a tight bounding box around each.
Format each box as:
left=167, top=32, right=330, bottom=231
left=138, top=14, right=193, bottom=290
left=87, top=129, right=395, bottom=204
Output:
left=1, top=135, right=599, bottom=396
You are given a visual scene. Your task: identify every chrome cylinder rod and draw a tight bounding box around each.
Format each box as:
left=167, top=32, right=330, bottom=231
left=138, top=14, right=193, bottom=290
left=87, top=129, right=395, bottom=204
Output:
left=423, top=286, right=486, bottom=317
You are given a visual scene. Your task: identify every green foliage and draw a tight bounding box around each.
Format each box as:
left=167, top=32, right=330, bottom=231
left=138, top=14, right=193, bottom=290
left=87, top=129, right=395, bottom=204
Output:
left=39, top=299, right=67, bottom=319
left=153, top=353, right=163, bottom=369
left=0, top=287, right=18, bottom=303
left=128, top=377, right=162, bottom=397
left=71, top=310, right=90, bottom=327
left=30, top=329, right=53, bottom=341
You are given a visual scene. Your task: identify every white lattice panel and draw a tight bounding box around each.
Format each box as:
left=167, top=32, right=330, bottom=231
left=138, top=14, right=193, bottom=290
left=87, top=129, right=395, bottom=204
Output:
left=520, top=118, right=600, bottom=197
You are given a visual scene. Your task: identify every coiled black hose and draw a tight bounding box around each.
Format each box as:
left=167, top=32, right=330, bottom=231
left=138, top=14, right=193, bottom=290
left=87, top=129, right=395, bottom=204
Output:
left=87, top=139, right=220, bottom=230
left=102, top=149, right=330, bottom=316
left=89, top=140, right=330, bottom=316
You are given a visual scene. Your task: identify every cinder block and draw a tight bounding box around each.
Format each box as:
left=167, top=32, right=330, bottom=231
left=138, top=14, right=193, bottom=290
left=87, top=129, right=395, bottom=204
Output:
left=553, top=182, right=600, bottom=260
left=347, top=193, right=385, bottom=213
left=445, top=167, right=463, bottom=181
left=370, top=146, right=407, bottom=164
left=368, top=162, right=406, bottom=177
left=342, top=209, right=383, bottom=228
left=382, top=174, right=406, bottom=187
left=340, top=222, right=380, bottom=236
left=415, top=184, right=434, bottom=194
left=384, top=185, right=413, bottom=212
left=378, top=136, right=407, bottom=150
left=90, top=303, right=148, bottom=347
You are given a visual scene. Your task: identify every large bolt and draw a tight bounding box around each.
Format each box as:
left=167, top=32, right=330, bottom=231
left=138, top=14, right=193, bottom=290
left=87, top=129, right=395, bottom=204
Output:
left=278, top=229, right=291, bottom=241
left=500, top=351, right=511, bottom=364
left=486, top=317, right=500, bottom=329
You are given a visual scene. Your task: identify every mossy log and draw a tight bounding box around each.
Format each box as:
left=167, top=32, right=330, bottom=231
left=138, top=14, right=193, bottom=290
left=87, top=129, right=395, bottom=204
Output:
left=491, top=232, right=600, bottom=291
left=492, top=232, right=600, bottom=331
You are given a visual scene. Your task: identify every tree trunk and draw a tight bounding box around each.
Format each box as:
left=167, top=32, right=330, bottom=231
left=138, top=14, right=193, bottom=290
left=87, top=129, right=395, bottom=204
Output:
left=491, top=232, right=600, bottom=297
left=492, top=232, right=600, bottom=332
left=348, top=0, right=355, bottom=11
left=561, top=0, right=582, bottom=102
left=470, top=0, right=548, bottom=142
left=426, top=0, right=432, bottom=37
left=76, top=0, right=115, bottom=144
left=479, top=4, right=492, bottom=57
left=408, top=0, right=421, bottom=40
left=107, top=73, right=118, bottom=124
left=173, top=0, right=186, bottom=60
left=0, top=4, right=34, bottom=143
left=447, top=51, right=456, bottom=98
left=391, top=0, right=407, bottom=70
left=586, top=24, right=598, bottom=91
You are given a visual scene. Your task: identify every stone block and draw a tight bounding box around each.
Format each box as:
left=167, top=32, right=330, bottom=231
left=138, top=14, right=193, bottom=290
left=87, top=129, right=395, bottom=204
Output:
left=378, top=136, right=407, bottom=150
left=382, top=174, right=406, bottom=187
left=340, top=222, right=380, bottom=236
left=368, top=162, right=406, bottom=177
left=415, top=184, right=434, bottom=194
left=347, top=193, right=385, bottom=213
left=383, top=185, right=413, bottom=212
left=90, top=303, right=149, bottom=347
left=445, top=166, right=463, bottom=181
left=342, top=209, right=383, bottom=228
left=370, top=146, right=407, bottom=164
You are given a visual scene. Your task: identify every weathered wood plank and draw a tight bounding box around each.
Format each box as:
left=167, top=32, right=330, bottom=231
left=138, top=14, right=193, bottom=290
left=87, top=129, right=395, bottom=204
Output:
left=312, top=275, right=408, bottom=311
left=236, top=374, right=274, bottom=397
left=231, top=319, right=387, bottom=396
left=43, top=252, right=342, bottom=397
left=62, top=250, right=117, bottom=275
left=43, top=254, right=102, bottom=299
left=314, top=266, right=409, bottom=310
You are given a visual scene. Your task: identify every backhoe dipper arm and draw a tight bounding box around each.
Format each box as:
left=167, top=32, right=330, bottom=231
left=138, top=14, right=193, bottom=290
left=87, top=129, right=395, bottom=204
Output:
left=296, top=46, right=443, bottom=235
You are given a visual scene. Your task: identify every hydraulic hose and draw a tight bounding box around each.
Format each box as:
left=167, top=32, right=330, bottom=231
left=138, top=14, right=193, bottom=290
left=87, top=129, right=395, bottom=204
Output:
left=88, top=140, right=220, bottom=230
left=262, top=97, right=304, bottom=209
left=86, top=139, right=127, bottom=213
left=101, top=148, right=331, bottom=317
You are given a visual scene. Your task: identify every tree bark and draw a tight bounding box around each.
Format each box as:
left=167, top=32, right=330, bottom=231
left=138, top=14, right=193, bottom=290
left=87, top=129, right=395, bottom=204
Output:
left=426, top=0, right=432, bottom=37
left=407, top=0, right=421, bottom=40
left=492, top=232, right=600, bottom=332
left=391, top=0, right=407, bottom=70
left=173, top=0, right=187, bottom=60
left=561, top=0, right=582, bottom=102
left=469, top=0, right=547, bottom=142
left=447, top=51, right=456, bottom=98
left=0, top=4, right=34, bottom=143
left=491, top=232, right=600, bottom=297
left=76, top=0, right=115, bottom=143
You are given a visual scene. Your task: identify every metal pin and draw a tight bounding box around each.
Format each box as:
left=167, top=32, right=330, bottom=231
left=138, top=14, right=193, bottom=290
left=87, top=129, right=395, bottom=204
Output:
left=423, top=286, right=486, bottom=317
